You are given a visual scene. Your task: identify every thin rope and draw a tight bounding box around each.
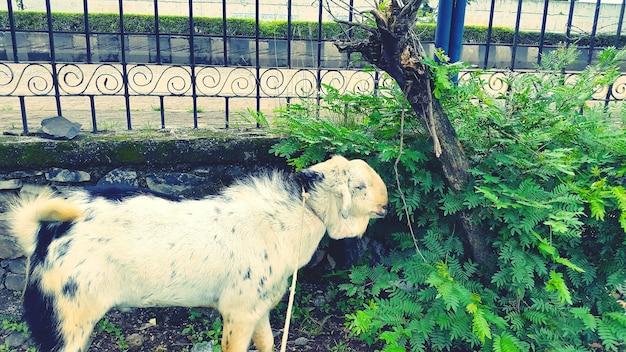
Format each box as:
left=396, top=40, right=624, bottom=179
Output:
left=279, top=187, right=309, bottom=352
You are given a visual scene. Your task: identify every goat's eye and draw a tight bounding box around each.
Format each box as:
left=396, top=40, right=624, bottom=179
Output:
left=354, top=184, right=366, bottom=191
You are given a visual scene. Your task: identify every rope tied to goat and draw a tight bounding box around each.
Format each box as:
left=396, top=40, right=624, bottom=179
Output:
left=279, top=187, right=310, bottom=352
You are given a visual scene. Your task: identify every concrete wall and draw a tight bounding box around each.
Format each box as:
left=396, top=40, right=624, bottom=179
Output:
left=0, top=31, right=611, bottom=70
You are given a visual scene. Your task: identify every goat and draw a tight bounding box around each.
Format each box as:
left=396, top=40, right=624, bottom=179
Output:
left=7, top=155, right=388, bottom=352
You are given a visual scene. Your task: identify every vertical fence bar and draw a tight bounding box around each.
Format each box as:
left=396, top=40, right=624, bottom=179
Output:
left=7, top=0, right=25, bottom=133
left=189, top=0, right=198, bottom=129
left=118, top=0, right=132, bottom=130
left=615, top=0, right=625, bottom=47
left=565, top=0, right=576, bottom=48
left=587, top=0, right=602, bottom=65
left=287, top=0, right=292, bottom=68
left=345, top=0, right=355, bottom=68
left=255, top=0, right=261, bottom=128
left=89, top=96, right=97, bottom=132
left=153, top=0, right=166, bottom=128
left=154, top=0, right=162, bottom=65
left=159, top=96, right=165, bottom=128
left=45, top=0, right=62, bottom=116
left=537, top=0, right=549, bottom=65
left=83, top=0, right=92, bottom=63
left=6, top=0, right=18, bottom=63
left=605, top=0, right=626, bottom=105
left=19, top=96, right=28, bottom=134
left=316, top=0, right=323, bottom=94
left=222, top=0, right=229, bottom=127
left=82, top=0, right=97, bottom=132
left=482, top=0, right=496, bottom=69
left=222, top=0, right=228, bottom=67
left=509, top=0, right=523, bottom=70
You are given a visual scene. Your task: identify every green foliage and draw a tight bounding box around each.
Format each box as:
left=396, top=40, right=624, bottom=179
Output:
left=181, top=309, right=222, bottom=346
left=0, top=11, right=624, bottom=47
left=270, top=45, right=626, bottom=351
left=96, top=318, right=130, bottom=351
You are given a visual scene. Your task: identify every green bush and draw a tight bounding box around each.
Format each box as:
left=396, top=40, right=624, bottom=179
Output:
left=269, top=46, right=626, bottom=351
left=0, top=10, right=623, bottom=46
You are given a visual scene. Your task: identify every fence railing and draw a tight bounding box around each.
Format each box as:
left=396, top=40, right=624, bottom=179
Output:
left=0, top=0, right=624, bottom=134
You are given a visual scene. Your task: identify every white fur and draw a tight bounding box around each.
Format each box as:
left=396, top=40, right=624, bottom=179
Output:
left=7, top=156, right=388, bottom=352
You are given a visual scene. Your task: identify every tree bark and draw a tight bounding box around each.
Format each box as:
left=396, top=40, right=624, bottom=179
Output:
left=334, top=0, right=495, bottom=269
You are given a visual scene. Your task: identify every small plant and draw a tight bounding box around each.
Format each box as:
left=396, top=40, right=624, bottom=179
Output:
left=96, top=318, right=129, bottom=351
left=2, top=317, right=29, bottom=337
left=187, top=107, right=204, bottom=113
left=181, top=309, right=222, bottom=347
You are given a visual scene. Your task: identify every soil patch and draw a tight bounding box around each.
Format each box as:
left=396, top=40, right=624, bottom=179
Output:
left=0, top=280, right=376, bottom=351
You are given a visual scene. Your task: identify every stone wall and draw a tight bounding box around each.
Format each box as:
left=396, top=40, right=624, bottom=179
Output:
left=0, top=133, right=288, bottom=292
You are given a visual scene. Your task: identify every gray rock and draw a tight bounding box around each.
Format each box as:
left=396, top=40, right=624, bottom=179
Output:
left=4, top=272, right=26, bottom=291
left=5, top=331, right=26, bottom=347
left=126, top=333, right=144, bottom=350
left=1, top=257, right=27, bottom=274
left=191, top=341, right=214, bottom=352
left=0, top=234, right=24, bottom=259
left=294, top=337, right=309, bottom=346
left=97, top=168, right=139, bottom=187
left=145, top=173, right=204, bottom=195
left=0, top=179, right=22, bottom=190
left=46, top=168, right=91, bottom=183
left=7, top=170, right=44, bottom=178
left=39, top=115, right=82, bottom=140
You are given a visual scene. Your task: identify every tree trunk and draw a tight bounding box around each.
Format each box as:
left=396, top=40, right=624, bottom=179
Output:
left=335, top=0, right=495, bottom=269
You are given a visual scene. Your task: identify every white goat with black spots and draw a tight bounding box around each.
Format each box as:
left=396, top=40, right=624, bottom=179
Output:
left=7, top=155, right=388, bottom=352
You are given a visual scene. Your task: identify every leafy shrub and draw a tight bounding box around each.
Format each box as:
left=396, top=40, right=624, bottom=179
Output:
left=270, top=46, right=626, bottom=351
left=0, top=11, right=624, bottom=46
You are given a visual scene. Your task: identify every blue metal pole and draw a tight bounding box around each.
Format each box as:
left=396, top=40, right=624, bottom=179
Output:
left=449, top=0, right=466, bottom=63
left=435, top=0, right=454, bottom=61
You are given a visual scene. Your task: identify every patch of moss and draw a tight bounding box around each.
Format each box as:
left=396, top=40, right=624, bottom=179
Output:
left=111, top=142, right=147, bottom=165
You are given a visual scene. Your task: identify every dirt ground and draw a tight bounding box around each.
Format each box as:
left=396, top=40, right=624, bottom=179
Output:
left=0, top=279, right=377, bottom=352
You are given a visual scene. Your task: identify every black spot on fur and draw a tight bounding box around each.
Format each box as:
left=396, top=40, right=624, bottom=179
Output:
left=243, top=268, right=251, bottom=280
left=53, top=238, right=73, bottom=260
left=62, top=277, right=79, bottom=299
left=23, top=280, right=63, bottom=351
left=263, top=250, right=269, bottom=261
left=292, top=170, right=324, bottom=194
left=84, top=186, right=182, bottom=202
left=259, top=276, right=267, bottom=287
left=32, top=221, right=74, bottom=268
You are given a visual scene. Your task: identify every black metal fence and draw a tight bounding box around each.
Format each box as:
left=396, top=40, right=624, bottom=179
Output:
left=0, top=0, right=624, bottom=134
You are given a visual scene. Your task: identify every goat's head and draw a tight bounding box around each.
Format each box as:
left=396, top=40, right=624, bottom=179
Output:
left=346, top=159, right=388, bottom=219
left=307, top=156, right=388, bottom=239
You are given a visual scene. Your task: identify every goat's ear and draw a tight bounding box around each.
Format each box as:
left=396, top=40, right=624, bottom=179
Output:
left=308, top=155, right=352, bottom=217
left=339, top=184, right=351, bottom=219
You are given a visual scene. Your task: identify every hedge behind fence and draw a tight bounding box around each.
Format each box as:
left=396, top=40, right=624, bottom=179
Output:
left=0, top=11, right=624, bottom=47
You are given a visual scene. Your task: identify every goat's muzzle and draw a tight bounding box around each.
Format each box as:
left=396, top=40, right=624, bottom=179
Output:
left=373, top=204, right=388, bottom=218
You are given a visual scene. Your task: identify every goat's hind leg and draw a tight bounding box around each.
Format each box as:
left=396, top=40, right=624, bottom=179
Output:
left=220, top=313, right=260, bottom=352
left=24, top=285, right=105, bottom=352
left=252, top=314, right=274, bottom=352
left=55, top=299, right=110, bottom=352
